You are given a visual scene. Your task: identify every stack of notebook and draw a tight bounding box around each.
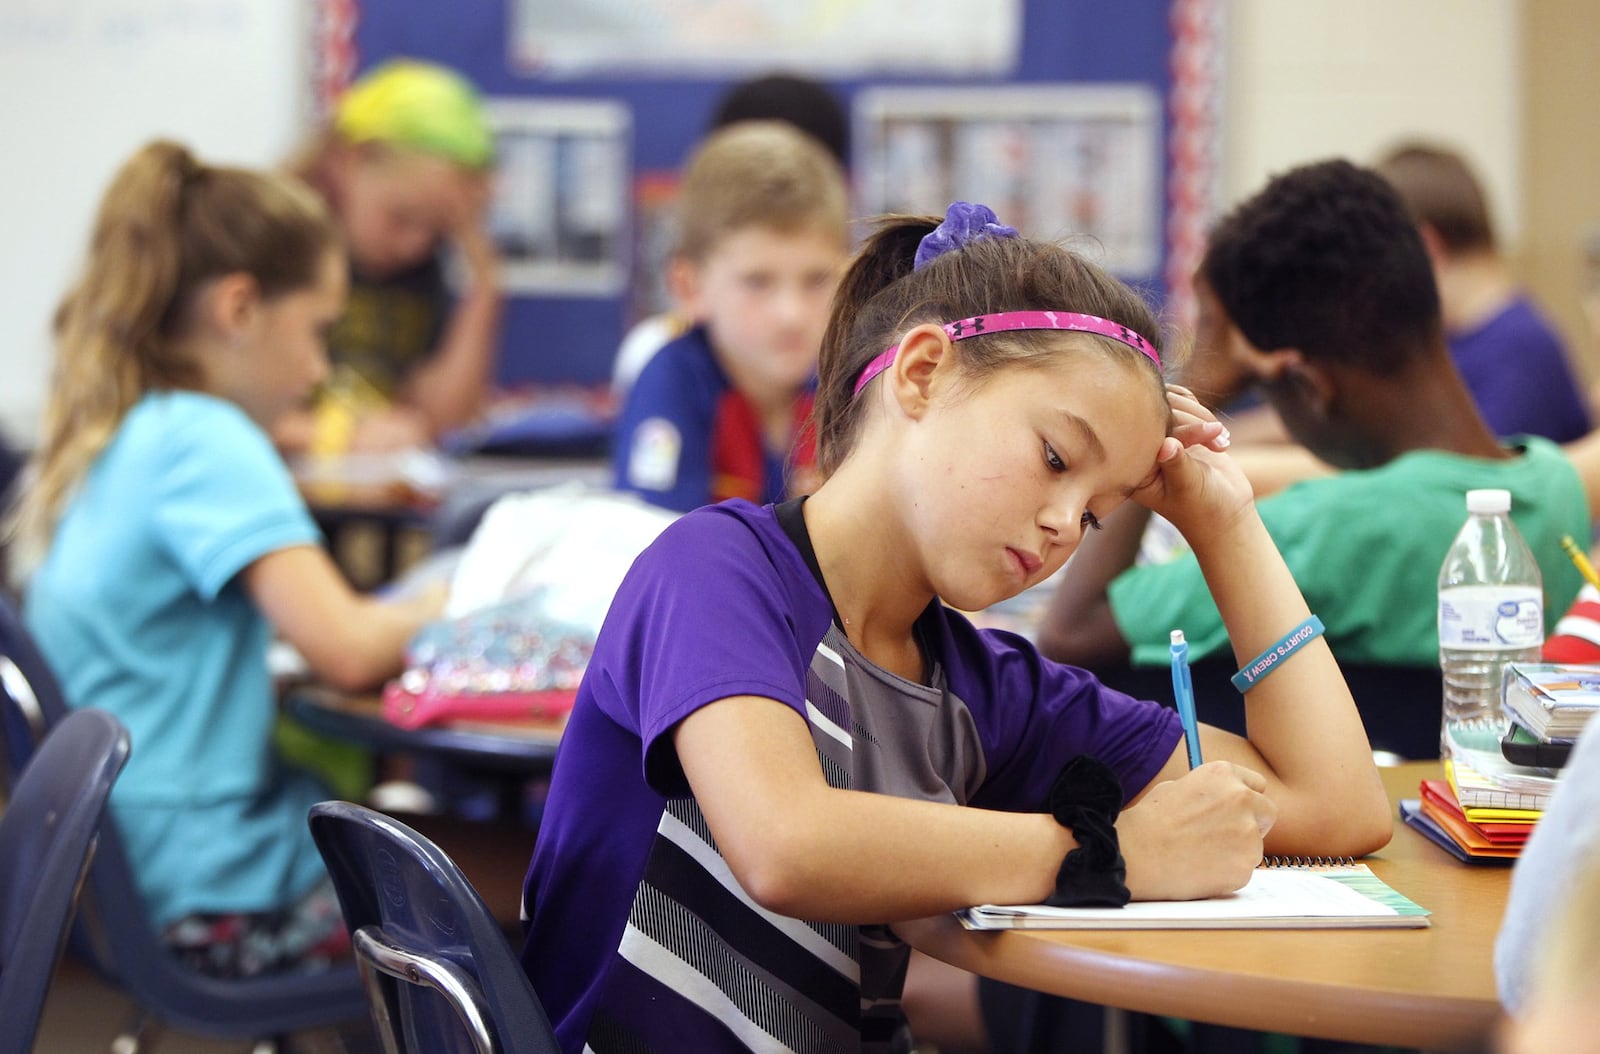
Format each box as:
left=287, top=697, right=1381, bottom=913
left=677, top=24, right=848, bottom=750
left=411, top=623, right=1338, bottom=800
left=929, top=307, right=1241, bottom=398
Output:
left=1400, top=758, right=1556, bottom=865
left=1502, top=662, right=1600, bottom=751
left=1400, top=664, right=1599, bottom=864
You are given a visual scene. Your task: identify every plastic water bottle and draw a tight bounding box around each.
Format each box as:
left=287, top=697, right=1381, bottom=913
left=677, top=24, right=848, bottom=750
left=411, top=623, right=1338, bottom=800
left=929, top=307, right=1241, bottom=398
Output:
left=1437, top=489, right=1543, bottom=766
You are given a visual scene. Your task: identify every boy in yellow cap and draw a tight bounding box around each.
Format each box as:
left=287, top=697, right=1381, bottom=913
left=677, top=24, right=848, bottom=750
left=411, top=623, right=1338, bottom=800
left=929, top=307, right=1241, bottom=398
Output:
left=280, top=58, right=501, bottom=454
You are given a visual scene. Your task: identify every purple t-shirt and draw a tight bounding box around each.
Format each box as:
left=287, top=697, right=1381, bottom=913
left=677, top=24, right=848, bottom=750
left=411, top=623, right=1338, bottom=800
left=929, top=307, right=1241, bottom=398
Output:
left=1452, top=295, right=1590, bottom=443
left=520, top=500, right=1181, bottom=1053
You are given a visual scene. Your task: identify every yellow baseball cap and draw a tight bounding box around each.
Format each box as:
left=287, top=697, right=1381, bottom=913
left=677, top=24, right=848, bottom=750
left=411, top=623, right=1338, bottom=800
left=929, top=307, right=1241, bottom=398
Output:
left=334, top=59, right=493, bottom=169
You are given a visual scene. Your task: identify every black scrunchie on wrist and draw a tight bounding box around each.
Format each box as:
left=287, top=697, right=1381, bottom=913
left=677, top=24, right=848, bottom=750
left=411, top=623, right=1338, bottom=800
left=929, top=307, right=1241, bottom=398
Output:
left=1043, top=755, right=1131, bottom=908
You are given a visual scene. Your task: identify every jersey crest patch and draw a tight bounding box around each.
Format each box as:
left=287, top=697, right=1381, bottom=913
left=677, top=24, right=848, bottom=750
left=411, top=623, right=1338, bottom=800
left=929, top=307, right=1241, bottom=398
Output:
left=627, top=417, right=682, bottom=491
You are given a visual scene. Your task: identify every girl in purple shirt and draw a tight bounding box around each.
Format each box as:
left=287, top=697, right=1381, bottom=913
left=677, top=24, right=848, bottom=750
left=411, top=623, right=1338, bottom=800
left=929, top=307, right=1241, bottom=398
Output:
left=522, top=203, right=1393, bottom=1053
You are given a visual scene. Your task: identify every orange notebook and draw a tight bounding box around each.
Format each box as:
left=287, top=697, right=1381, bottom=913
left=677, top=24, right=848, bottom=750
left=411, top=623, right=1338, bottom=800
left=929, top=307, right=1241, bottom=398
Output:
left=1416, top=794, right=1523, bottom=860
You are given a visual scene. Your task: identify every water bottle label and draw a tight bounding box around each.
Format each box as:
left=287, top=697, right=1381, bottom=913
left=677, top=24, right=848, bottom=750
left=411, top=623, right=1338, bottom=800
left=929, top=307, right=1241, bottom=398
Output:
left=1438, top=585, right=1543, bottom=649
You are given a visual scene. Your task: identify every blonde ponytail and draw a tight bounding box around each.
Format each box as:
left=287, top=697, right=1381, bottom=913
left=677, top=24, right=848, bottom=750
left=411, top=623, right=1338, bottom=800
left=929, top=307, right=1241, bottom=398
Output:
left=7, top=140, right=336, bottom=579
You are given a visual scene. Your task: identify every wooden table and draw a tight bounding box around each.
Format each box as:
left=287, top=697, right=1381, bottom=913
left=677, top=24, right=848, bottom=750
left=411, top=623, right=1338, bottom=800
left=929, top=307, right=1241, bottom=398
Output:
left=906, top=763, right=1508, bottom=1052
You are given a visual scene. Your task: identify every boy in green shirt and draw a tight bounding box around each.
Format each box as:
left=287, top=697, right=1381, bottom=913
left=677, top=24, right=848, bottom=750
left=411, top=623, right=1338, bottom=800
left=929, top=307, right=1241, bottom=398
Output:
left=1041, top=159, right=1586, bottom=727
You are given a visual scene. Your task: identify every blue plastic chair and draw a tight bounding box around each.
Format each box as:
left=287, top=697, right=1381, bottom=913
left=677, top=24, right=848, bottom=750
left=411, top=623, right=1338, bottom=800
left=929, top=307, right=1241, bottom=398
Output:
left=0, top=595, right=367, bottom=1050
left=308, top=801, right=560, bottom=1054
left=0, top=707, right=130, bottom=1054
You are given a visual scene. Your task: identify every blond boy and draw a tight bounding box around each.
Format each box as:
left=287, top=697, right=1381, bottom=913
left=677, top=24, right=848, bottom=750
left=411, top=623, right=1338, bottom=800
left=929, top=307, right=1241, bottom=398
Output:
left=612, top=121, right=849, bottom=512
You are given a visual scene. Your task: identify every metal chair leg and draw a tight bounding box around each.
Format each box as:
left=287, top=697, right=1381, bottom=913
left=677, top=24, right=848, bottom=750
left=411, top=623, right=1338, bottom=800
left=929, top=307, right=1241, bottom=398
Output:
left=108, top=1007, right=155, bottom=1054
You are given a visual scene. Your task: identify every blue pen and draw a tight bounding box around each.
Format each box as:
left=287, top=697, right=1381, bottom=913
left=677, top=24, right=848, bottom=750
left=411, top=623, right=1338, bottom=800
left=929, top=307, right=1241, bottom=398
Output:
left=1170, top=629, right=1202, bottom=769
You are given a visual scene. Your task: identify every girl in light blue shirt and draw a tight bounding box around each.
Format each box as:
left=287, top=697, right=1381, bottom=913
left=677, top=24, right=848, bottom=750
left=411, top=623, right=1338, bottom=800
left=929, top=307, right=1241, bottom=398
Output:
left=12, top=140, right=442, bottom=977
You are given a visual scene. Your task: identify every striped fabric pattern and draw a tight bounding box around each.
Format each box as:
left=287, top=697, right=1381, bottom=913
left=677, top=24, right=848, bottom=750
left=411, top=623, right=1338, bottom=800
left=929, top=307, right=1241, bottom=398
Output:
left=583, top=622, right=973, bottom=1053
left=1545, top=584, right=1600, bottom=663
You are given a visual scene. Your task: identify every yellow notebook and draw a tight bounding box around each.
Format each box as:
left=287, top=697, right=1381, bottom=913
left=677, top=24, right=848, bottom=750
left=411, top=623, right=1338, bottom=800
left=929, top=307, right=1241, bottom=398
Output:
left=1445, top=758, right=1551, bottom=821
left=957, top=863, right=1430, bottom=931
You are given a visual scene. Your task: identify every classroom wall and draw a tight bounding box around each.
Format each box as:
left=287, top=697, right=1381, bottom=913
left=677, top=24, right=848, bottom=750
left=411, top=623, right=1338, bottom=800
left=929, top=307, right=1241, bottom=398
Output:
left=1223, top=0, right=1520, bottom=241
left=1521, top=0, right=1600, bottom=388
left=0, top=0, right=308, bottom=445
left=351, top=0, right=1176, bottom=390
left=0, top=1, right=1556, bottom=445
left=1222, top=1, right=1600, bottom=387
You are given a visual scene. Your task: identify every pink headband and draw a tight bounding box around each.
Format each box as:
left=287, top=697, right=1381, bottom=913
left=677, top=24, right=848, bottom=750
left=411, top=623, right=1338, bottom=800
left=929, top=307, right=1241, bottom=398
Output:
left=850, top=310, right=1162, bottom=397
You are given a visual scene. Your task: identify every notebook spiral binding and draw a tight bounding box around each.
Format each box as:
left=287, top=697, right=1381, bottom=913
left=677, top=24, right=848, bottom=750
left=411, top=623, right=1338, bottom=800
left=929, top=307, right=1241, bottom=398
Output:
left=1260, top=855, right=1358, bottom=868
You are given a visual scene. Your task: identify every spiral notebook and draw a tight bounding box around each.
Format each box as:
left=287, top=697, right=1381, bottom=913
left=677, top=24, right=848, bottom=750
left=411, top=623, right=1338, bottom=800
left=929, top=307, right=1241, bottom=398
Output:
left=957, top=862, right=1430, bottom=930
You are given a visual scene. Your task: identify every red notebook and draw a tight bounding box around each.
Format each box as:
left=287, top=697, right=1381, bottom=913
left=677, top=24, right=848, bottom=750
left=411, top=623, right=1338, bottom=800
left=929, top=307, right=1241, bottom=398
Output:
left=1419, top=779, right=1534, bottom=845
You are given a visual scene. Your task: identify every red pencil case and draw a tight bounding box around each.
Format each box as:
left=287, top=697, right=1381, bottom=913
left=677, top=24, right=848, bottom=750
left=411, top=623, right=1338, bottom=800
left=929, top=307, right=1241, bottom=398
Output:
left=381, top=680, right=578, bottom=730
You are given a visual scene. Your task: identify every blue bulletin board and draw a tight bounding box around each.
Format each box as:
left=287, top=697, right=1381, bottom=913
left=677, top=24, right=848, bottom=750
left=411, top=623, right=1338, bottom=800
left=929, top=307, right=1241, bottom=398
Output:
left=342, top=0, right=1186, bottom=389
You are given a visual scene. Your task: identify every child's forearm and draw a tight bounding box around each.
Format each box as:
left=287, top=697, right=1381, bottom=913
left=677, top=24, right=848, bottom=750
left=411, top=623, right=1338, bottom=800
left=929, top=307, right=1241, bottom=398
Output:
left=247, top=547, right=444, bottom=693
left=403, top=283, right=504, bottom=435
left=678, top=696, right=1277, bottom=921
left=1187, top=508, right=1317, bottom=666
left=1187, top=511, right=1391, bottom=855
left=735, top=791, right=1075, bottom=923
left=330, top=589, right=443, bottom=690
left=679, top=696, right=1076, bottom=919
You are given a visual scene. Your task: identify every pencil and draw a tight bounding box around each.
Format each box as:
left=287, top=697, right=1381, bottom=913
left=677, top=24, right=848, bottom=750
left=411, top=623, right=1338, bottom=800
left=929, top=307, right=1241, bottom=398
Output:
left=1561, top=535, right=1600, bottom=593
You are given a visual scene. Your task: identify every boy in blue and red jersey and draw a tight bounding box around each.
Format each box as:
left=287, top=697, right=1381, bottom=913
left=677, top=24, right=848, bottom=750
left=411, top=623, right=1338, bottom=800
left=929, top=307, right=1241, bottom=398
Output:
left=611, top=121, right=849, bottom=513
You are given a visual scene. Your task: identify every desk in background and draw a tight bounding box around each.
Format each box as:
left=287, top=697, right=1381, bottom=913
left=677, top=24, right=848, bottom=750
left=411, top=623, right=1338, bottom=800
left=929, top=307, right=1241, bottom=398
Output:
left=296, top=452, right=611, bottom=587
left=284, top=684, right=564, bottom=776
left=906, top=762, right=1506, bottom=1052
left=284, top=684, right=556, bottom=925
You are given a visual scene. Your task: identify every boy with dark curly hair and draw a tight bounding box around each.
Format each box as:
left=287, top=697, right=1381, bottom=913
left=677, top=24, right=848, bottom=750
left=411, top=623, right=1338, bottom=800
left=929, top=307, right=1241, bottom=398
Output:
left=1043, top=158, right=1587, bottom=714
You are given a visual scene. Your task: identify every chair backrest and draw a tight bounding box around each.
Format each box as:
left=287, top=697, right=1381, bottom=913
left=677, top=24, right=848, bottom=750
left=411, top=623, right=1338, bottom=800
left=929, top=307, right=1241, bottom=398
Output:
left=0, top=707, right=130, bottom=1054
left=0, top=597, right=70, bottom=789
left=0, top=594, right=367, bottom=1041
left=309, top=801, right=560, bottom=1054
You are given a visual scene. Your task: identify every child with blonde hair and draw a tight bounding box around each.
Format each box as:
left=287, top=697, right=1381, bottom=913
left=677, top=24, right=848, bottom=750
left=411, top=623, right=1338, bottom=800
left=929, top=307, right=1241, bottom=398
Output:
left=612, top=120, right=849, bottom=512
left=13, top=140, right=442, bottom=976
left=280, top=58, right=501, bottom=453
left=522, top=202, right=1392, bottom=1052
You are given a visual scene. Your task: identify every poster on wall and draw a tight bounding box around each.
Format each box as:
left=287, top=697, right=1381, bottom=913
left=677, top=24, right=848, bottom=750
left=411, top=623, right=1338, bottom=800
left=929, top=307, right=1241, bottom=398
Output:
left=629, top=172, right=681, bottom=323
left=855, top=85, right=1163, bottom=277
left=484, top=98, right=630, bottom=296
left=509, top=0, right=1021, bottom=77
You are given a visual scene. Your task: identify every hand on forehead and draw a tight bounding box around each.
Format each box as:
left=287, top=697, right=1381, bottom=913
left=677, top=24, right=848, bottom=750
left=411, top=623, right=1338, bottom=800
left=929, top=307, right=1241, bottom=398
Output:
left=1164, top=384, right=1231, bottom=451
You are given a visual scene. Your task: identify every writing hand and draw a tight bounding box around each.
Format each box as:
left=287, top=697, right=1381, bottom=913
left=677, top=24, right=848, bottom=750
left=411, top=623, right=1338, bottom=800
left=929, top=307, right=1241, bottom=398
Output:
left=1117, top=761, right=1277, bottom=901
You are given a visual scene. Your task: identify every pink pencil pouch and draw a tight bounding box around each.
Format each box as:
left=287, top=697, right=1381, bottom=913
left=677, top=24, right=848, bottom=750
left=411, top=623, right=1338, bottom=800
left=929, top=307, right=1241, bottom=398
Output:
left=380, top=680, right=578, bottom=730
left=382, top=593, right=592, bottom=731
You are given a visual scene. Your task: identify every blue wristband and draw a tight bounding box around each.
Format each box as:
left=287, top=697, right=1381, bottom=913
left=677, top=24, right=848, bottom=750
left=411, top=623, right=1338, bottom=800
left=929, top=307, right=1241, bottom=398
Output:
left=1230, top=615, right=1326, bottom=693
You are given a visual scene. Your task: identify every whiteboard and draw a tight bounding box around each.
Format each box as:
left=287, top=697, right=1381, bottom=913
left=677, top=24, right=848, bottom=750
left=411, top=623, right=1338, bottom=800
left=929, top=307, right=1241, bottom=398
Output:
left=0, top=0, right=308, bottom=441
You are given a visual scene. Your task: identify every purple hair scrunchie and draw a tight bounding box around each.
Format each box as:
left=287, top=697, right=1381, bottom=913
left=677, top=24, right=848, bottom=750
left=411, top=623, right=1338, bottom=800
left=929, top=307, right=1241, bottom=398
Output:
left=913, top=201, right=1020, bottom=271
